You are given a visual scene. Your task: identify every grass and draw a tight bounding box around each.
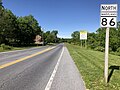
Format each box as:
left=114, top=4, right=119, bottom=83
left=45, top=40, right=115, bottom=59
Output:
left=0, top=43, right=56, bottom=53
left=0, top=47, right=24, bottom=52
left=0, top=46, right=37, bottom=52
left=66, top=43, right=120, bottom=90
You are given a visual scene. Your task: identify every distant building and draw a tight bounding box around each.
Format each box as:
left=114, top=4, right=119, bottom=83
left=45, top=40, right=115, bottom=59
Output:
left=34, top=35, right=43, bottom=45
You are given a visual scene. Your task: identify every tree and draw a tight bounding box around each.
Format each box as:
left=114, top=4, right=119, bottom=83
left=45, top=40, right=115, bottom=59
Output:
left=71, top=31, right=80, bottom=44
left=44, top=31, right=54, bottom=43
left=117, top=21, right=120, bottom=49
left=0, top=9, right=18, bottom=45
left=0, top=0, right=4, bottom=17
left=43, top=30, right=59, bottom=44
left=87, top=32, right=97, bottom=49
left=0, top=1, right=43, bottom=46
left=16, top=15, right=42, bottom=45
left=109, top=28, right=119, bottom=51
left=51, top=30, right=58, bottom=43
left=0, top=0, right=3, bottom=8
left=70, top=22, right=120, bottom=52
left=96, top=28, right=106, bottom=47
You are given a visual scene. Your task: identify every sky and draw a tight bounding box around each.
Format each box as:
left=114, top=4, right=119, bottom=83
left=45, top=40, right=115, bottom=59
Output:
left=3, top=0, right=120, bottom=38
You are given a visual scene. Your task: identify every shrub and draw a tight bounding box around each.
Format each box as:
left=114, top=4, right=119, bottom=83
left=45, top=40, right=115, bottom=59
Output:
left=116, top=47, right=120, bottom=56
left=117, top=47, right=120, bottom=52
left=1, top=44, right=13, bottom=50
left=94, top=46, right=105, bottom=52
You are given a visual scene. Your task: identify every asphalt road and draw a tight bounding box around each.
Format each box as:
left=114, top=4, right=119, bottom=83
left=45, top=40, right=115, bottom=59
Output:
left=0, top=44, right=86, bottom=90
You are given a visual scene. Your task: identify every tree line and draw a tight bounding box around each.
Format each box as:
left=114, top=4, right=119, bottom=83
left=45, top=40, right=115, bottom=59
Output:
left=0, top=0, right=59, bottom=47
left=69, top=22, right=120, bottom=55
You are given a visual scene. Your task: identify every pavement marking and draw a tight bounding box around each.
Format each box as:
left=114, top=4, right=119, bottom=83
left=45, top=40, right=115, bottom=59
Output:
left=45, top=47, right=64, bottom=90
left=0, top=47, right=56, bottom=69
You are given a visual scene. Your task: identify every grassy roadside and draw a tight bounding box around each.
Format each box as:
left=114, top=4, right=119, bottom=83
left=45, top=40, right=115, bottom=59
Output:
left=66, top=43, right=120, bottom=90
left=0, top=46, right=38, bottom=52
left=0, top=47, right=23, bottom=52
left=0, top=43, right=57, bottom=53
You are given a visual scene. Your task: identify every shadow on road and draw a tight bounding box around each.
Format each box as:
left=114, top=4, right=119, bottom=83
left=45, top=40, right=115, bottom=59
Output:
left=108, top=65, right=120, bottom=83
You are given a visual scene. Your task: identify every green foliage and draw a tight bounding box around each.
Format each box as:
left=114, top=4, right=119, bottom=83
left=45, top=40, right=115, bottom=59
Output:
left=43, top=30, right=58, bottom=44
left=0, top=2, right=59, bottom=47
left=1, top=44, right=12, bottom=50
left=0, top=9, right=18, bottom=44
left=0, top=0, right=3, bottom=8
left=71, top=23, right=120, bottom=54
left=117, top=47, right=120, bottom=52
left=0, top=2, right=44, bottom=46
left=16, top=15, right=42, bottom=45
left=113, top=47, right=120, bottom=56
left=94, top=46, right=104, bottom=52
left=51, top=30, right=58, bottom=43
left=66, top=44, right=120, bottom=90
left=87, top=32, right=97, bottom=49
left=71, top=31, right=80, bottom=43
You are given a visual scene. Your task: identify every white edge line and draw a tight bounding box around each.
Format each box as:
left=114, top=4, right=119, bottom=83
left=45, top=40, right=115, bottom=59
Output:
left=45, top=47, right=64, bottom=90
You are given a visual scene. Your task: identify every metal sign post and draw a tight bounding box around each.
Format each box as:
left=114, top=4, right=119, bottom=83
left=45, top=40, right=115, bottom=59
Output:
left=104, top=27, right=109, bottom=83
left=80, top=31, right=87, bottom=48
left=85, top=40, right=87, bottom=49
left=81, top=40, right=82, bottom=48
left=100, top=4, right=118, bottom=83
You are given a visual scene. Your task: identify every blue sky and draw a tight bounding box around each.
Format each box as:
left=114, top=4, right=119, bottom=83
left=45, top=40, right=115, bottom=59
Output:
left=3, top=0, right=120, bottom=38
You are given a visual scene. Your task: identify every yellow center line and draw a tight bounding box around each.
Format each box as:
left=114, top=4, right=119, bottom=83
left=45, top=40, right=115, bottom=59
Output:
left=0, top=46, right=56, bottom=69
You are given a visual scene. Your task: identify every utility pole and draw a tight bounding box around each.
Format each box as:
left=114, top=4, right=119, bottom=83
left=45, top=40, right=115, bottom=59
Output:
left=41, top=28, right=44, bottom=46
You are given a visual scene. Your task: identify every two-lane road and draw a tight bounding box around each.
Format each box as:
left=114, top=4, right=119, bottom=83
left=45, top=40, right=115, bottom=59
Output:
left=0, top=44, right=86, bottom=90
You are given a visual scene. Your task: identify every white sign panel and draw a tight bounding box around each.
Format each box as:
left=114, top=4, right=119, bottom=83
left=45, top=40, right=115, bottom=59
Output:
left=80, top=31, right=87, bottom=40
left=100, top=4, right=118, bottom=28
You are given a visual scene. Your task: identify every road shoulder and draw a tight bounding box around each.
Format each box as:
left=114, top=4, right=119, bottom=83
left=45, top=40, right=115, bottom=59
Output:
left=50, top=46, right=86, bottom=90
